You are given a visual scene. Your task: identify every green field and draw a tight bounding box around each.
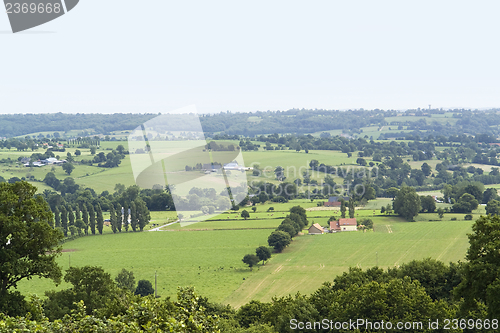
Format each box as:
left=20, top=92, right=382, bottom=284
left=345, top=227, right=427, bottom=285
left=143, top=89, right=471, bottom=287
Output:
left=224, top=218, right=473, bottom=307
left=17, top=202, right=475, bottom=308
left=17, top=229, right=272, bottom=304
left=1, top=142, right=365, bottom=192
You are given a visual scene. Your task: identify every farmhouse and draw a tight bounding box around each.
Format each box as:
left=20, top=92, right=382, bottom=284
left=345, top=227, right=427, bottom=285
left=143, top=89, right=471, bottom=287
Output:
left=308, top=223, right=324, bottom=235
left=324, top=196, right=349, bottom=207
left=223, top=161, right=251, bottom=171
left=24, top=157, right=66, bottom=167
left=330, top=218, right=357, bottom=232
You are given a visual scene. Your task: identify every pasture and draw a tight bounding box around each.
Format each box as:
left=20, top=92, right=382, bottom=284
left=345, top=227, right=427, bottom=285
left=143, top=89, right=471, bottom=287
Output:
left=224, top=218, right=473, bottom=308
left=16, top=199, right=478, bottom=308
left=16, top=229, right=272, bottom=304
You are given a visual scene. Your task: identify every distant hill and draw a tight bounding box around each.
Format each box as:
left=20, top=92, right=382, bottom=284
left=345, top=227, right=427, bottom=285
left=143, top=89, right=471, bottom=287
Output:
left=1, top=108, right=500, bottom=138
left=0, top=113, right=157, bottom=138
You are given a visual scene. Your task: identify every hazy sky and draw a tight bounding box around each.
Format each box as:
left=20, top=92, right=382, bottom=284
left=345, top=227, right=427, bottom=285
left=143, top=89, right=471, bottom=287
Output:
left=1, top=0, right=500, bottom=114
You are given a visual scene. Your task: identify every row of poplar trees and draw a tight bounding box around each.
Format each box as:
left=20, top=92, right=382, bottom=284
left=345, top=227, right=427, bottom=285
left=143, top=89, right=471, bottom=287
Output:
left=340, top=196, right=356, bottom=218
left=53, top=199, right=150, bottom=236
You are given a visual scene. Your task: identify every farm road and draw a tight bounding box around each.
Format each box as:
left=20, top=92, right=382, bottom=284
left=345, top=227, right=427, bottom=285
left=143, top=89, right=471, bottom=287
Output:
left=149, top=220, right=179, bottom=231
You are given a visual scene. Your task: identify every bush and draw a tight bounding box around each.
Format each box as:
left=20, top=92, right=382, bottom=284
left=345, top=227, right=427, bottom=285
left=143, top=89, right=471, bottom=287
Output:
left=464, top=214, right=473, bottom=220
left=451, top=217, right=457, bottom=221
left=135, top=280, right=154, bottom=297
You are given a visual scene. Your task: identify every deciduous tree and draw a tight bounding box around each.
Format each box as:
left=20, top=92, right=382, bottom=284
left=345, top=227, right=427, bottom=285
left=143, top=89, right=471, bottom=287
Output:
left=0, top=182, right=63, bottom=316
left=241, top=210, right=250, bottom=220
left=62, top=163, right=74, bottom=175
left=420, top=195, right=436, bottom=213
left=115, top=268, right=135, bottom=292
left=256, top=246, right=272, bottom=264
left=393, top=186, right=421, bottom=221
left=242, top=254, right=260, bottom=269
left=268, top=231, right=291, bottom=252
left=135, top=280, right=154, bottom=297
left=456, top=215, right=500, bottom=317
left=486, top=199, right=500, bottom=216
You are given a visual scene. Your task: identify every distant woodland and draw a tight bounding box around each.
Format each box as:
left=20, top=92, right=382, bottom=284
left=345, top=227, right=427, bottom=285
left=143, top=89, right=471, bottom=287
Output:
left=2, top=108, right=500, bottom=138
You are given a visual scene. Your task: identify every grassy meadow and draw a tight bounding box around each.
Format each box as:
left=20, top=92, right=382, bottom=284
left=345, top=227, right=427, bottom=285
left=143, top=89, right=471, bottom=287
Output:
left=224, top=218, right=473, bottom=308
left=15, top=197, right=479, bottom=308
left=17, top=229, right=272, bottom=304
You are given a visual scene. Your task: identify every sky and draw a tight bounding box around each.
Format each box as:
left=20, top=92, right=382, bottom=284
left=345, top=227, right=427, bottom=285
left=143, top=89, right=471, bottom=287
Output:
left=1, top=0, right=500, bottom=114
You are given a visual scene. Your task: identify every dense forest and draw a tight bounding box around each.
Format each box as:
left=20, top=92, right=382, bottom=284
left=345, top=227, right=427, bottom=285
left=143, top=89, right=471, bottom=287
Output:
left=3, top=108, right=500, bottom=138
left=0, top=113, right=157, bottom=137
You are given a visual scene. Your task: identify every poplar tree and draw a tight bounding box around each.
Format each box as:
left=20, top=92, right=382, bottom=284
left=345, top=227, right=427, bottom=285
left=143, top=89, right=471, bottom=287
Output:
left=340, top=199, right=346, bottom=218
left=54, top=207, right=61, bottom=228
left=68, top=207, right=75, bottom=227
left=115, top=202, right=122, bottom=232
left=88, top=204, right=96, bottom=235
left=75, top=205, right=81, bottom=220
left=136, top=198, right=151, bottom=231
left=348, top=197, right=355, bottom=218
left=130, top=201, right=137, bottom=232
left=123, top=202, right=129, bottom=232
left=96, top=204, right=104, bottom=235
left=81, top=204, right=89, bottom=235
left=60, top=205, right=68, bottom=236
left=109, top=205, right=117, bottom=233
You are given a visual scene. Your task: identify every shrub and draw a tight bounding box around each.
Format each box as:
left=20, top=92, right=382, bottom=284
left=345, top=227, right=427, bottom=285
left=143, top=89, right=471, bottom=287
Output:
left=135, top=280, right=154, bottom=297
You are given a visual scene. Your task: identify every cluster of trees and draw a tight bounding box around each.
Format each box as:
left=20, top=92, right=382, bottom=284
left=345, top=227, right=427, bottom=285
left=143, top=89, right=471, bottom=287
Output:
left=43, top=267, right=155, bottom=320
left=40, top=182, right=155, bottom=237
left=242, top=246, right=272, bottom=269
left=172, top=186, right=236, bottom=212
left=388, top=182, right=498, bottom=220
left=357, top=218, right=373, bottom=230
left=238, top=138, right=261, bottom=151
left=52, top=196, right=150, bottom=237
left=249, top=181, right=298, bottom=203
left=267, top=206, right=309, bottom=253
left=204, top=141, right=237, bottom=151
left=67, top=136, right=101, bottom=147
left=79, top=146, right=127, bottom=168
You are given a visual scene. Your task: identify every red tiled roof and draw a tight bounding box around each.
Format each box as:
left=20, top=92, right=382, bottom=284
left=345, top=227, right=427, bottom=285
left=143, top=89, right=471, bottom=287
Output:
left=330, top=218, right=357, bottom=230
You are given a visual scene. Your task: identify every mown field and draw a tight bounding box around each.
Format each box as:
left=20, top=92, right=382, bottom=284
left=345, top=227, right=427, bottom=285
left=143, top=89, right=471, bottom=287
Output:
left=17, top=229, right=273, bottom=304
left=224, top=218, right=473, bottom=308
left=16, top=196, right=478, bottom=308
